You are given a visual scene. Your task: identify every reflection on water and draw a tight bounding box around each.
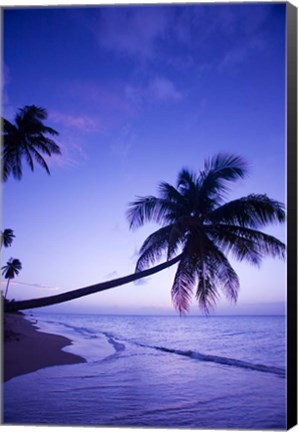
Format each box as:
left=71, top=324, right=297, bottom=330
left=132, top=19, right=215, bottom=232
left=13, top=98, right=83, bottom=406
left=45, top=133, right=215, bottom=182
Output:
left=4, top=314, right=286, bottom=429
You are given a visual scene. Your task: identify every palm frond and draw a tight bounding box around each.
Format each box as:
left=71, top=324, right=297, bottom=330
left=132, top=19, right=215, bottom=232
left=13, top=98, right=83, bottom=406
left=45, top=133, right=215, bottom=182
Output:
left=1, top=118, right=17, bottom=135
left=158, top=181, right=186, bottom=205
left=136, top=226, right=173, bottom=271
left=177, top=168, right=197, bottom=191
left=36, top=137, right=61, bottom=154
left=11, top=150, right=22, bottom=180
left=206, top=226, right=263, bottom=266
left=190, top=230, right=239, bottom=312
left=20, top=105, right=47, bottom=121
left=40, top=126, right=59, bottom=136
left=196, top=271, right=219, bottom=314
left=171, top=253, right=197, bottom=314
left=1, top=144, right=15, bottom=182
left=203, top=153, right=248, bottom=183
left=209, top=247, right=239, bottom=303
left=208, top=194, right=285, bottom=228
left=167, top=222, right=187, bottom=260
left=127, top=196, right=175, bottom=230
left=198, top=154, right=248, bottom=207
left=30, top=147, right=50, bottom=175
left=207, top=224, right=286, bottom=264
left=23, top=145, right=35, bottom=172
left=30, top=137, right=51, bottom=157
left=2, top=140, right=22, bottom=181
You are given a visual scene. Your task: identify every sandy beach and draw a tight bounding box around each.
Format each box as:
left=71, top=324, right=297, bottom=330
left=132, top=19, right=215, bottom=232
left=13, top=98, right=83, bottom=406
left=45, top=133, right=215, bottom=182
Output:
left=3, top=312, right=86, bottom=382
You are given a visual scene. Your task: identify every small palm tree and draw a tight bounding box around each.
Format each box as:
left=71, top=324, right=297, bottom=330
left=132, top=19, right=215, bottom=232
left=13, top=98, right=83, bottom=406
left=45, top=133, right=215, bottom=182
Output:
left=1, top=258, right=22, bottom=299
left=0, top=229, right=15, bottom=248
left=1, top=105, right=61, bottom=181
left=127, top=153, right=286, bottom=313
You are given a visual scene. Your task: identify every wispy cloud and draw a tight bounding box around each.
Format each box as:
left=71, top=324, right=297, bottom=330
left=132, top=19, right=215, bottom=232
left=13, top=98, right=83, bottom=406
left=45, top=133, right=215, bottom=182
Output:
left=2, top=64, right=11, bottom=105
left=50, top=111, right=101, bottom=133
left=47, top=111, right=99, bottom=168
left=49, top=135, right=89, bottom=169
left=1, top=280, right=61, bottom=292
left=149, top=77, right=183, bottom=102
left=125, top=76, right=184, bottom=108
left=218, top=35, right=266, bottom=71
left=74, top=4, right=271, bottom=77
left=110, top=123, right=137, bottom=158
left=134, top=278, right=150, bottom=286
left=93, top=6, right=172, bottom=60
left=69, top=81, right=136, bottom=123
left=2, top=64, right=16, bottom=119
left=105, top=271, right=118, bottom=279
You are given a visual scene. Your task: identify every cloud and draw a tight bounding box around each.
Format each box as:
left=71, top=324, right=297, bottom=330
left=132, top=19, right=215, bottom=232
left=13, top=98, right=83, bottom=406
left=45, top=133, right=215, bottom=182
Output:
left=149, top=77, right=183, bottom=102
left=50, top=111, right=101, bottom=133
left=124, top=85, right=144, bottom=109
left=105, top=271, right=118, bottom=279
left=2, top=64, right=16, bottom=120
left=134, top=278, right=150, bottom=286
left=94, top=6, right=172, bottom=60
left=110, top=123, right=137, bottom=158
left=185, top=98, right=207, bottom=130
left=69, top=81, right=136, bottom=123
left=1, top=280, right=61, bottom=292
left=49, top=135, right=89, bottom=169
left=218, top=35, right=266, bottom=71
left=2, top=64, right=11, bottom=104
left=125, top=76, right=184, bottom=107
left=162, top=4, right=270, bottom=73
left=219, top=47, right=248, bottom=70
left=131, top=248, right=140, bottom=260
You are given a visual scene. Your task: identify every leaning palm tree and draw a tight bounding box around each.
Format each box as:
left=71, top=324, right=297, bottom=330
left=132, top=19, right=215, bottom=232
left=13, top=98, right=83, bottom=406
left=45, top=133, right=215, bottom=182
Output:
left=127, top=153, right=286, bottom=313
left=1, top=105, right=61, bottom=182
left=1, top=258, right=22, bottom=299
left=4, top=154, right=285, bottom=313
left=0, top=229, right=15, bottom=249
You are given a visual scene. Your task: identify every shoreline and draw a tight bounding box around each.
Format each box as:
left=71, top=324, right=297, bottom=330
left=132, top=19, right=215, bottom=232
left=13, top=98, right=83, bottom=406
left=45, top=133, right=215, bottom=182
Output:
left=3, top=312, right=86, bottom=382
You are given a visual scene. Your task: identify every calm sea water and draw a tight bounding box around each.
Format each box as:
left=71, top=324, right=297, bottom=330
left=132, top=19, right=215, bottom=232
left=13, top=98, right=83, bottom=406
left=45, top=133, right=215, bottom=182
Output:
left=3, top=313, right=286, bottom=429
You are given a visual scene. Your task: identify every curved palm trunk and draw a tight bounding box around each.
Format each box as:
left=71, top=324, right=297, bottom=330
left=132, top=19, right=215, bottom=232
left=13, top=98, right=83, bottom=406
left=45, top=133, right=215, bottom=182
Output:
left=5, top=254, right=183, bottom=312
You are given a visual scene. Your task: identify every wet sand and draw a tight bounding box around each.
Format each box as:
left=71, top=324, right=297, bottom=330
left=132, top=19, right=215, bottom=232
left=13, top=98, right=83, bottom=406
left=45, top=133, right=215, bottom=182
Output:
left=3, top=312, right=86, bottom=382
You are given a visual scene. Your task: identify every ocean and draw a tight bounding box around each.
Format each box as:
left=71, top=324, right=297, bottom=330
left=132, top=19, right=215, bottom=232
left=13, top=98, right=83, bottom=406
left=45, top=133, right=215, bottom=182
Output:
left=3, top=313, right=286, bottom=429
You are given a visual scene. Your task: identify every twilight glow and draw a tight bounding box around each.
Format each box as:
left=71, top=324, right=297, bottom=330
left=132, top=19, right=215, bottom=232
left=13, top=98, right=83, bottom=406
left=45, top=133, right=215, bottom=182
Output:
left=2, top=3, right=286, bottom=315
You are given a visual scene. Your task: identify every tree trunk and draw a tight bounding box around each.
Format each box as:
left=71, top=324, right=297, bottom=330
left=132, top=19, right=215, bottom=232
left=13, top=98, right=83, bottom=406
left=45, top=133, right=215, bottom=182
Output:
left=4, top=279, right=10, bottom=299
left=5, top=254, right=183, bottom=312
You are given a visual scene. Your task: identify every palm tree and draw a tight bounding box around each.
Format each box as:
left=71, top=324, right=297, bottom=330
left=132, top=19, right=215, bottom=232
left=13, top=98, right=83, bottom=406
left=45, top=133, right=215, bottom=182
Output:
left=1, top=105, right=61, bottom=181
left=1, top=258, right=22, bottom=299
left=127, top=154, right=286, bottom=313
left=0, top=229, right=15, bottom=248
left=4, top=154, right=285, bottom=313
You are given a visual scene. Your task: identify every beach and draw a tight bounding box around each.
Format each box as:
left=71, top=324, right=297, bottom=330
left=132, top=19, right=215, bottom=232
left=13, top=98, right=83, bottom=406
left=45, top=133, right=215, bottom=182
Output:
left=3, top=312, right=86, bottom=382
left=3, top=313, right=286, bottom=427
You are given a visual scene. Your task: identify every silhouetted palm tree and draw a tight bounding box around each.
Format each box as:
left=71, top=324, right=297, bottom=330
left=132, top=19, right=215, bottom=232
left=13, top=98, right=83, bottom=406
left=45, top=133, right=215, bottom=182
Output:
left=1, top=258, right=22, bottom=299
left=0, top=229, right=15, bottom=248
left=127, top=154, right=285, bottom=313
left=4, top=154, right=285, bottom=313
left=1, top=105, right=61, bottom=181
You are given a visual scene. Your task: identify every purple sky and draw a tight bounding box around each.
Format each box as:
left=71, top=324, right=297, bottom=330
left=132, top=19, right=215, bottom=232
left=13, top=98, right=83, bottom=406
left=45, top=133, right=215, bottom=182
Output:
left=2, top=3, right=286, bottom=315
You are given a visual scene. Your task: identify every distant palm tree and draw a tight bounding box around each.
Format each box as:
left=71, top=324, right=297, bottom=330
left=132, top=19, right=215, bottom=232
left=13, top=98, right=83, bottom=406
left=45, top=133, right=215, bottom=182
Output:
left=0, top=229, right=15, bottom=248
left=4, top=154, right=285, bottom=314
left=1, top=105, right=61, bottom=181
left=1, top=258, right=22, bottom=299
